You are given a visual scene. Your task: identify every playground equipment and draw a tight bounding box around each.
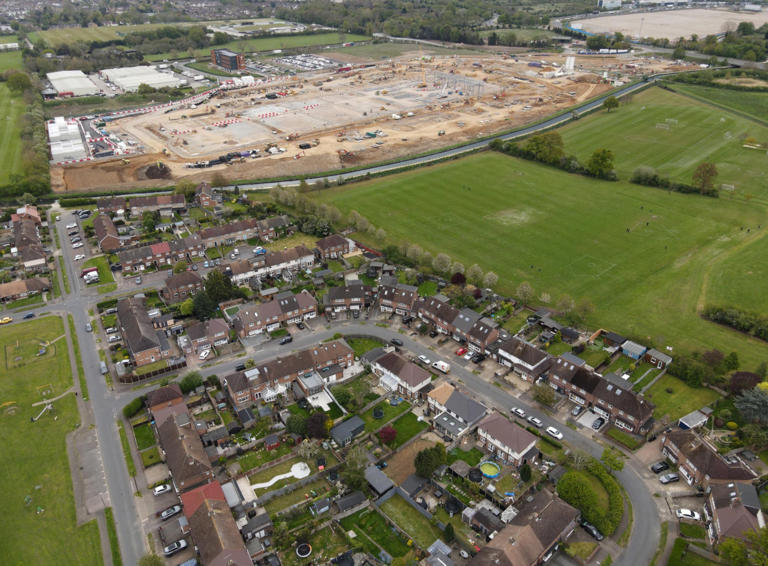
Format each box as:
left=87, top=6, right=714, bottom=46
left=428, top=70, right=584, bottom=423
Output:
left=31, top=404, right=53, bottom=423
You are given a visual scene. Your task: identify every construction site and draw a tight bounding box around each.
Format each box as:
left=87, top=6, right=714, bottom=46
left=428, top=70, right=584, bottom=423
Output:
left=51, top=50, right=698, bottom=192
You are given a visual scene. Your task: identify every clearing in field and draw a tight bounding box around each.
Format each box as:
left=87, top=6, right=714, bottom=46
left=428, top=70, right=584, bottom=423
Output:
left=318, top=145, right=768, bottom=367
left=0, top=317, right=102, bottom=565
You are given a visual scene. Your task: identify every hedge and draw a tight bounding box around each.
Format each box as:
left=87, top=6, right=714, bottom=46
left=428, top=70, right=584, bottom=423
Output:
left=587, top=460, right=624, bottom=535
left=122, top=397, right=145, bottom=419
left=59, top=197, right=97, bottom=208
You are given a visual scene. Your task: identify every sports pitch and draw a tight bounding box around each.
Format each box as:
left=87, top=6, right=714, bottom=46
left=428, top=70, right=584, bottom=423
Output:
left=319, top=88, right=768, bottom=366
left=0, top=317, right=102, bottom=565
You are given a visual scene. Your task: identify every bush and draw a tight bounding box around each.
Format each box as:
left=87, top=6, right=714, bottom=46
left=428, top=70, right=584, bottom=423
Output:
left=123, top=397, right=145, bottom=419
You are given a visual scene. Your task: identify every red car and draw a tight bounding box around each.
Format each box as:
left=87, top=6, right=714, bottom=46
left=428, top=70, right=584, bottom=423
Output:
left=455, top=347, right=468, bottom=356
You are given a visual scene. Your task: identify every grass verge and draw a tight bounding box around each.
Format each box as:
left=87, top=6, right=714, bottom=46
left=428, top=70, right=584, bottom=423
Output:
left=117, top=420, right=136, bottom=477
left=104, top=507, right=123, bottom=566
left=67, top=314, right=89, bottom=401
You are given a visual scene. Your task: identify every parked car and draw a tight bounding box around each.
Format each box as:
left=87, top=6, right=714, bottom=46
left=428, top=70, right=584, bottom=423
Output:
left=191, top=264, right=198, bottom=271
left=471, top=353, right=486, bottom=364
left=235, top=363, right=246, bottom=372
left=70, top=236, right=81, bottom=243
left=85, top=323, right=92, bottom=332
left=650, top=461, right=669, bottom=474
left=253, top=247, right=266, bottom=255
left=0, top=316, right=13, bottom=325
left=571, top=405, right=584, bottom=417
left=527, top=416, right=543, bottom=428
left=296, top=321, right=305, bottom=330
left=105, top=327, right=117, bottom=334
left=592, top=417, right=605, bottom=430
left=199, top=349, right=211, bottom=360
left=463, top=351, right=473, bottom=361
left=66, top=222, right=77, bottom=230
left=581, top=520, right=604, bottom=541
left=203, top=260, right=210, bottom=268
left=135, top=276, right=142, bottom=285
left=23, top=313, right=35, bottom=320
left=390, top=338, right=403, bottom=346
left=163, top=539, right=188, bottom=556
left=429, top=330, right=438, bottom=338
left=74, top=254, right=85, bottom=261
left=160, top=504, right=182, bottom=521
left=279, top=335, right=293, bottom=345
left=660, top=473, right=680, bottom=484
left=153, top=484, right=171, bottom=496
left=72, top=242, right=83, bottom=249
left=456, top=347, right=468, bottom=356
left=512, top=407, right=526, bottom=418
left=108, top=335, right=120, bottom=343
left=546, top=426, right=563, bottom=440
left=418, top=354, right=431, bottom=365
left=676, top=508, right=701, bottom=521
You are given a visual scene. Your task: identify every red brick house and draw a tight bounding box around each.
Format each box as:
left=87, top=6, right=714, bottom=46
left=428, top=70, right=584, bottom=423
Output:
left=93, top=214, right=121, bottom=252
left=160, top=271, right=203, bottom=304
left=316, top=233, right=352, bottom=260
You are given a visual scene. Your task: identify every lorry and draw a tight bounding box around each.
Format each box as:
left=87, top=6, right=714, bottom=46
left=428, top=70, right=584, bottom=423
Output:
left=431, top=361, right=451, bottom=374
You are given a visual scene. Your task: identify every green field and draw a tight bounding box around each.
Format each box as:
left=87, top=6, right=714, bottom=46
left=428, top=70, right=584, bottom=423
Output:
left=145, top=32, right=370, bottom=61
left=0, top=50, right=22, bottom=72
left=0, top=84, right=25, bottom=184
left=0, top=317, right=103, bottom=565
left=29, top=23, right=193, bottom=46
left=669, top=83, right=768, bottom=123
left=319, top=154, right=768, bottom=367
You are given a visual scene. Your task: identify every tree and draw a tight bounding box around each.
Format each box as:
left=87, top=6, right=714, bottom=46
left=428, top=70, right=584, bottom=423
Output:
left=718, top=525, right=768, bottom=566
left=450, top=272, right=466, bottom=286
left=6, top=71, right=32, bottom=93
left=557, top=294, right=574, bottom=314
left=524, top=132, right=565, bottom=164
left=724, top=351, right=740, bottom=371
left=444, top=523, right=456, bottom=543
left=137, top=82, right=156, bottom=94
left=415, top=444, right=446, bottom=478
left=757, top=361, right=768, bottom=379
left=516, top=281, right=534, bottom=304
left=692, top=162, right=718, bottom=192
left=174, top=180, right=197, bottom=201
left=342, top=445, right=368, bottom=490
left=406, top=243, right=423, bottom=262
left=179, top=298, right=194, bottom=316
left=378, top=425, right=397, bottom=445
left=334, top=389, right=352, bottom=410
left=520, top=463, right=532, bottom=482
left=601, top=448, right=624, bottom=473
left=467, top=263, right=483, bottom=284
left=672, top=45, right=686, bottom=59
left=569, top=450, right=591, bottom=470
left=586, top=148, right=615, bottom=179
left=286, top=414, right=307, bottom=436
left=451, top=262, right=465, bottom=275
left=735, top=387, right=768, bottom=424
left=432, top=253, right=452, bottom=274
left=307, top=412, right=329, bottom=438
left=603, top=96, right=619, bottom=112
left=204, top=269, right=241, bottom=304
left=375, top=227, right=387, bottom=240
left=557, top=470, right=600, bottom=524
left=142, top=211, right=160, bottom=233
left=192, top=291, right=216, bottom=320
left=729, top=372, right=761, bottom=395
left=741, top=424, right=768, bottom=450
left=483, top=271, right=499, bottom=289
left=139, top=555, right=164, bottom=566
left=179, top=371, right=203, bottom=394
left=173, top=260, right=188, bottom=273
left=532, top=383, right=555, bottom=406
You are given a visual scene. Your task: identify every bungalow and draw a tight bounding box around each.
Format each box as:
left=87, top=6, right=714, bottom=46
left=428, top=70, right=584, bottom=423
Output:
left=93, top=214, right=121, bottom=252
left=316, top=233, right=353, bottom=260
left=493, top=336, right=550, bottom=382
left=0, top=277, right=50, bottom=303
left=661, top=430, right=757, bottom=487
left=117, top=297, right=171, bottom=367
left=370, top=351, right=432, bottom=400
left=645, top=348, right=673, bottom=369
left=160, top=271, right=203, bottom=304
left=331, top=416, right=365, bottom=447
left=706, top=482, right=765, bottom=544
left=476, top=412, right=538, bottom=467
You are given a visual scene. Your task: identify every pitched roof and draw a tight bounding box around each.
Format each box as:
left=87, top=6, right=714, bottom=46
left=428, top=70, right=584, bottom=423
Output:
left=146, top=383, right=183, bottom=408
left=330, top=416, right=365, bottom=443
left=327, top=283, right=370, bottom=302
left=444, top=390, right=487, bottom=424
left=429, top=382, right=455, bottom=406
left=130, top=194, right=185, bottom=208
left=164, top=270, right=202, bottom=290
left=646, top=348, right=673, bottom=365
left=335, top=490, right=366, bottom=512
left=93, top=214, right=118, bottom=241
left=592, top=379, right=654, bottom=424
left=157, top=415, right=212, bottom=489
left=262, top=245, right=314, bottom=268
left=0, top=277, right=50, bottom=299
left=117, top=297, right=161, bottom=354
left=666, top=430, right=757, bottom=482
left=375, top=351, right=431, bottom=387
left=316, top=233, right=348, bottom=250
left=188, top=497, right=251, bottom=566
left=497, top=336, right=549, bottom=367
left=365, top=465, right=394, bottom=494
left=181, top=480, right=227, bottom=519
left=478, top=412, right=537, bottom=454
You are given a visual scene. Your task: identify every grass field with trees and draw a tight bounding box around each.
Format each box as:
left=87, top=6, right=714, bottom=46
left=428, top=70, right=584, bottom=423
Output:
left=0, top=317, right=103, bottom=565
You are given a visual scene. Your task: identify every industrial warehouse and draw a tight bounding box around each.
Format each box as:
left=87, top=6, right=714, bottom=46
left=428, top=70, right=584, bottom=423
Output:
left=99, top=65, right=183, bottom=93
left=46, top=70, right=100, bottom=97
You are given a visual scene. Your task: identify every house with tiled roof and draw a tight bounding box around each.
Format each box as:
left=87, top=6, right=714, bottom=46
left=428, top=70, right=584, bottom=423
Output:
left=194, top=182, right=217, bottom=208
left=325, top=281, right=372, bottom=314
left=93, top=214, right=121, bottom=252
left=378, top=283, right=419, bottom=315
left=129, top=194, right=186, bottom=216
left=370, top=351, right=432, bottom=400
left=117, top=297, right=170, bottom=367
left=0, top=277, right=50, bottom=303
left=706, top=481, right=765, bottom=544
left=252, top=245, right=314, bottom=280
left=97, top=196, right=126, bottom=213
left=416, top=296, right=459, bottom=335
left=160, top=271, right=203, bottom=304
left=429, top=383, right=487, bottom=439
left=662, top=430, right=757, bottom=487
left=187, top=490, right=251, bottom=566
left=232, top=290, right=317, bottom=337
left=316, top=233, right=352, bottom=260
left=158, top=413, right=214, bottom=492
left=493, top=336, right=550, bottom=381
left=477, top=411, right=538, bottom=467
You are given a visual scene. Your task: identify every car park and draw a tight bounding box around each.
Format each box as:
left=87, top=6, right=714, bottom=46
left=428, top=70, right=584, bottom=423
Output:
left=527, top=416, right=543, bottom=428
left=279, top=335, right=293, bottom=345
left=74, top=254, right=85, bottom=261
left=512, top=407, right=526, bottom=418
left=153, top=484, right=171, bottom=496
left=199, top=349, right=211, bottom=360
left=581, top=520, right=604, bottom=541
left=72, top=242, right=83, bottom=249
left=66, top=223, right=77, bottom=230
left=390, top=338, right=403, bottom=346
left=650, top=461, right=669, bottom=474
left=546, top=426, right=563, bottom=440
left=163, top=539, right=188, bottom=556
left=160, top=504, right=182, bottom=521
left=592, top=417, right=605, bottom=430
left=571, top=405, right=584, bottom=417
left=660, top=473, right=680, bottom=484
left=418, top=355, right=431, bottom=365
left=676, top=508, right=701, bottom=521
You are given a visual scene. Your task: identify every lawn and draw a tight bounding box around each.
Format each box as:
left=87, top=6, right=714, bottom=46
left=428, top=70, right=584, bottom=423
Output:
left=388, top=412, right=428, bottom=449
left=0, top=84, right=24, bottom=184
left=669, top=82, right=768, bottom=124
left=667, top=538, right=720, bottom=566
left=0, top=317, right=103, bottom=565
left=318, top=110, right=768, bottom=367
left=380, top=494, right=445, bottom=550
left=238, top=442, right=293, bottom=472
left=140, top=446, right=161, bottom=468
left=362, top=400, right=411, bottom=432
left=263, top=478, right=330, bottom=514
left=679, top=522, right=707, bottom=540
left=345, top=337, right=384, bottom=358
left=645, top=375, right=720, bottom=422
left=265, top=232, right=318, bottom=251
left=447, top=446, right=484, bottom=466
left=132, top=422, right=156, bottom=451
left=280, top=523, right=350, bottom=566
left=83, top=255, right=115, bottom=285
left=332, top=373, right=379, bottom=412
left=340, top=506, right=412, bottom=558
left=29, top=23, right=196, bottom=46
left=0, top=50, right=22, bottom=72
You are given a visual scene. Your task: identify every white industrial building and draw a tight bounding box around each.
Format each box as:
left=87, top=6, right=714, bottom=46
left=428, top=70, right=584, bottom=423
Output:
left=46, top=70, right=100, bottom=97
left=0, top=42, right=19, bottom=51
left=47, top=117, right=88, bottom=162
left=99, top=66, right=182, bottom=92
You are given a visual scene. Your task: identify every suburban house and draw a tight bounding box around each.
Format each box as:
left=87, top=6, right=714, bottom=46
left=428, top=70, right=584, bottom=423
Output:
left=492, top=336, right=551, bottom=381
left=330, top=416, right=365, bottom=446
left=378, top=283, right=419, bottom=315
left=118, top=234, right=206, bottom=271
left=315, top=233, right=352, bottom=260
left=197, top=215, right=292, bottom=248
left=97, top=196, right=126, bottom=213
left=11, top=204, right=41, bottom=225
left=129, top=194, right=186, bottom=216
left=476, top=411, right=538, bottom=467
left=706, top=482, right=765, bottom=544
left=369, top=350, right=432, bottom=400
left=547, top=355, right=654, bottom=434
left=232, top=290, right=317, bottom=337
left=160, top=271, right=203, bottom=304
left=14, top=217, right=46, bottom=271
left=183, top=318, right=229, bottom=354
left=157, top=412, right=214, bottom=492
left=117, top=297, right=171, bottom=367
left=416, top=296, right=460, bottom=335
left=223, top=340, right=354, bottom=408
left=325, top=282, right=373, bottom=314
left=186, top=486, right=251, bottom=565
left=252, top=245, right=315, bottom=280
left=470, top=489, right=579, bottom=566
left=146, top=383, right=185, bottom=425
left=464, top=507, right=505, bottom=540
left=466, top=317, right=501, bottom=352
left=428, top=383, right=487, bottom=439
left=0, top=277, right=50, bottom=303
left=93, top=214, right=121, bottom=252
left=661, top=430, right=757, bottom=487
left=194, top=182, right=217, bottom=208
left=645, top=348, right=673, bottom=369
left=225, top=259, right=257, bottom=285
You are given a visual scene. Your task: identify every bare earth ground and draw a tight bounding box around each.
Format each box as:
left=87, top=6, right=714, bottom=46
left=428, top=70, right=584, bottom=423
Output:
left=573, top=9, right=768, bottom=40
left=384, top=436, right=437, bottom=484
left=52, top=51, right=697, bottom=192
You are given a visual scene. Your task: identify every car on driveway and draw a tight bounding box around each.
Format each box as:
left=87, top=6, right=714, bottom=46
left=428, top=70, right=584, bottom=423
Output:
left=592, top=417, right=605, bottom=430
left=199, top=349, right=211, bottom=360
left=676, top=508, right=701, bottom=521
left=455, top=347, right=468, bottom=356
left=527, top=416, right=543, bottom=428
left=660, top=473, right=680, bottom=484
left=546, top=426, right=563, bottom=440
left=650, top=461, right=669, bottom=474
left=581, top=520, right=604, bottom=541
left=163, top=539, right=188, bottom=556
left=0, top=316, right=13, bottom=324
left=160, top=504, right=182, bottom=521
left=72, top=242, right=83, bottom=249
left=571, top=405, right=584, bottom=417
left=74, top=254, right=85, bottom=261
left=429, top=329, right=438, bottom=338
left=512, top=407, right=526, bottom=418
left=463, top=351, right=473, bottom=361
left=296, top=321, right=305, bottom=330
left=153, top=484, right=171, bottom=496
left=390, top=338, right=403, bottom=346
left=418, top=354, right=431, bottom=365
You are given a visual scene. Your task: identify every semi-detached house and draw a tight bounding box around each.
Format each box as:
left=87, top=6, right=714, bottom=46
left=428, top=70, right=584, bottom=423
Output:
left=119, top=234, right=206, bottom=271
left=325, top=282, right=372, bottom=314
left=370, top=350, right=432, bottom=400
left=491, top=336, right=551, bottom=381
left=428, top=382, right=487, bottom=439
left=378, top=283, right=419, bottom=315
left=315, top=233, right=353, bottom=260
left=476, top=411, right=538, bottom=467
left=232, top=290, right=317, bottom=337
left=117, top=296, right=171, bottom=367
left=160, top=271, right=203, bottom=304
left=252, top=245, right=315, bottom=280
left=93, top=214, right=121, bottom=252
